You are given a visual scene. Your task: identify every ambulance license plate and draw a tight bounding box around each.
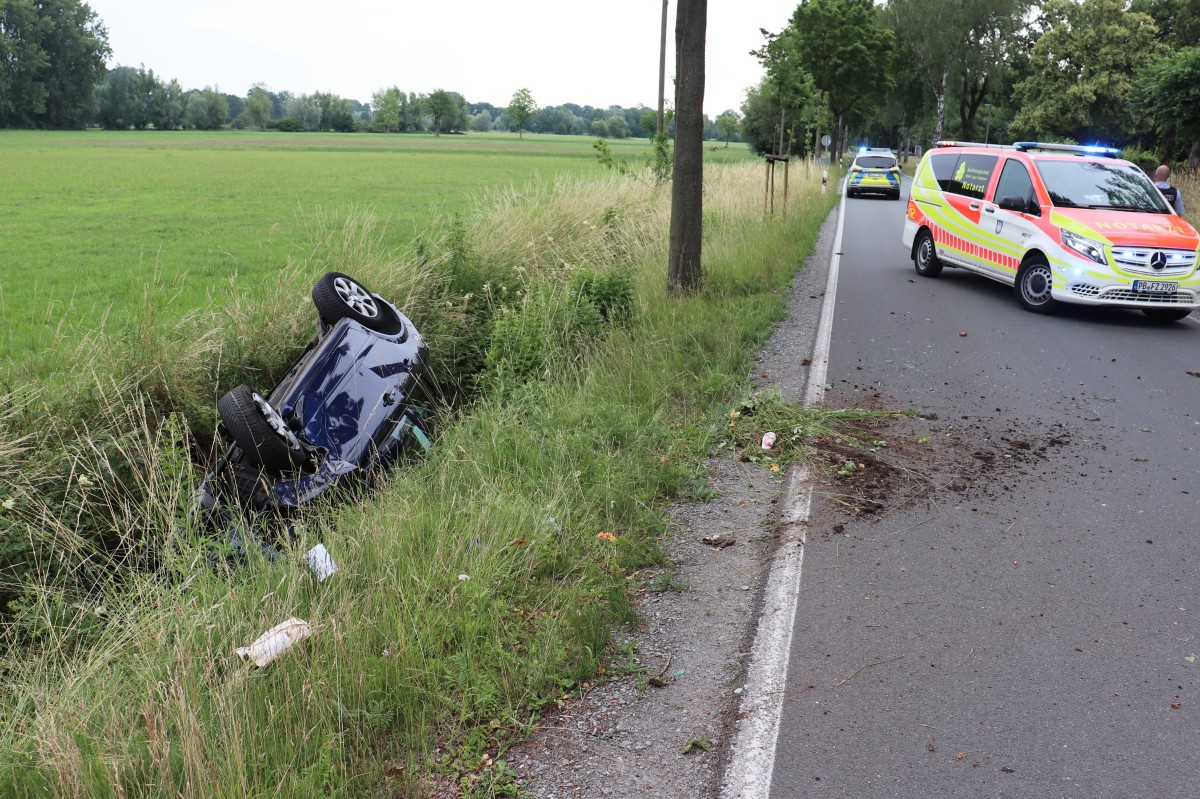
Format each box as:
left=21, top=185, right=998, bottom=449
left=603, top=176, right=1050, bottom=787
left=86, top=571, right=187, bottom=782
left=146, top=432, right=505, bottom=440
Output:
left=1132, top=280, right=1177, bottom=294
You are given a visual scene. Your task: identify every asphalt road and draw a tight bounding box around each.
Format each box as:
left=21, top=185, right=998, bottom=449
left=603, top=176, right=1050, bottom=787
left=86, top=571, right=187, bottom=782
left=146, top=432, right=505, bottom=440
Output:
left=768, top=178, right=1200, bottom=798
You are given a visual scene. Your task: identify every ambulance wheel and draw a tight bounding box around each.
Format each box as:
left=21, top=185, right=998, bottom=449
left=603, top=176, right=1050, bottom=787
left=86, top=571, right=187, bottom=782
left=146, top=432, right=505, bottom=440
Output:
left=1015, top=258, right=1058, bottom=314
left=913, top=230, right=942, bottom=277
left=1141, top=307, right=1192, bottom=323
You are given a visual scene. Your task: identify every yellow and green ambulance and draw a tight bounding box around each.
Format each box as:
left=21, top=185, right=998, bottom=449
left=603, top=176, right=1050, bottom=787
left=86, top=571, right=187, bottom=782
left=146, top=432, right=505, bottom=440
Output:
left=902, top=141, right=1199, bottom=322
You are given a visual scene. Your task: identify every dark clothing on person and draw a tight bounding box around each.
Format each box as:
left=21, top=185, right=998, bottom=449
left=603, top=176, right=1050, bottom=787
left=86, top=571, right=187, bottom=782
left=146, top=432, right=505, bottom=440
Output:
left=1160, top=183, right=1180, bottom=211
left=1155, top=178, right=1185, bottom=215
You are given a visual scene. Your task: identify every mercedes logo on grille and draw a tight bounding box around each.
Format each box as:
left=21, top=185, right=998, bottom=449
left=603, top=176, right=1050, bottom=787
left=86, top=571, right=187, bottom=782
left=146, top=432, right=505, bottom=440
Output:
left=1150, top=251, right=1168, bottom=271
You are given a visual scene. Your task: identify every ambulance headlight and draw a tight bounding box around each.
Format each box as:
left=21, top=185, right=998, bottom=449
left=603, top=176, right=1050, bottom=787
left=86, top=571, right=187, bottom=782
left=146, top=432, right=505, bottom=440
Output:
left=1061, top=229, right=1107, bottom=265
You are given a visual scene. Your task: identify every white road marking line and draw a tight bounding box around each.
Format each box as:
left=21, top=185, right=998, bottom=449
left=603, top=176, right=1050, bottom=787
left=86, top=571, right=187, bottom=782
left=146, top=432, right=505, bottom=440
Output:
left=719, top=181, right=847, bottom=799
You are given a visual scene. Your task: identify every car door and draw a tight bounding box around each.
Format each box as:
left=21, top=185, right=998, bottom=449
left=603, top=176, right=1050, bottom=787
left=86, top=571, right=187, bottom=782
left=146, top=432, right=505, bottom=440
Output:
left=935, top=152, right=1000, bottom=273
left=980, top=157, right=1041, bottom=284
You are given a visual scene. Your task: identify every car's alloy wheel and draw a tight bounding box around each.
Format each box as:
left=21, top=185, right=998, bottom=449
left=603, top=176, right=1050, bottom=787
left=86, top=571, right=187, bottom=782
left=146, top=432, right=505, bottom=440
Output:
left=218, top=384, right=307, bottom=473
left=913, top=230, right=943, bottom=277
left=312, top=272, right=404, bottom=334
left=1015, top=259, right=1058, bottom=313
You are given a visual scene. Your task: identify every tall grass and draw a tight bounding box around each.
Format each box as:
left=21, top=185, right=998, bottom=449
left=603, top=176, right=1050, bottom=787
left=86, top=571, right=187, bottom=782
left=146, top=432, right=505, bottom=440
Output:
left=0, top=159, right=842, bottom=797
left=1173, top=166, right=1198, bottom=225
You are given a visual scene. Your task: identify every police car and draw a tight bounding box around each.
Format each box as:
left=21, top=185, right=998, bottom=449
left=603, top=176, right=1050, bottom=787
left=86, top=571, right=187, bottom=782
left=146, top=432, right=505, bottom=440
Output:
left=848, top=147, right=901, bottom=200
left=902, top=141, right=1199, bottom=321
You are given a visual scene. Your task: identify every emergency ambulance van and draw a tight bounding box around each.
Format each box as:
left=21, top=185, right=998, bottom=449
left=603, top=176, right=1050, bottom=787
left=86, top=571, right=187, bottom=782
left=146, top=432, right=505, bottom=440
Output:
left=901, top=141, right=1199, bottom=321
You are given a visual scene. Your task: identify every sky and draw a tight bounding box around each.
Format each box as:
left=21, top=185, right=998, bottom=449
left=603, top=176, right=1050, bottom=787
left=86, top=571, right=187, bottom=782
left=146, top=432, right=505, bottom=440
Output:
left=86, top=0, right=798, bottom=118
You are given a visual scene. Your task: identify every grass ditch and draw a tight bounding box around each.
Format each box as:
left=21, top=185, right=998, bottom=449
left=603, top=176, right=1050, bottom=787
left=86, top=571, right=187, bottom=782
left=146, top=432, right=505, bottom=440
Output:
left=0, top=159, right=874, bottom=797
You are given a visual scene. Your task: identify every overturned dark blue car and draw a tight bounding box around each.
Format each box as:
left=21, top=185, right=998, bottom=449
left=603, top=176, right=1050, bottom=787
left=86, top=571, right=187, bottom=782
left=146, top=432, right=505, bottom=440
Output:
left=196, top=272, right=431, bottom=540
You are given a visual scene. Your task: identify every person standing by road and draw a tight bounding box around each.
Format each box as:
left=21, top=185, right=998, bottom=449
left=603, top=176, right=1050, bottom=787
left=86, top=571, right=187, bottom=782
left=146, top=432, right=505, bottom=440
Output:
left=1154, top=164, right=1185, bottom=215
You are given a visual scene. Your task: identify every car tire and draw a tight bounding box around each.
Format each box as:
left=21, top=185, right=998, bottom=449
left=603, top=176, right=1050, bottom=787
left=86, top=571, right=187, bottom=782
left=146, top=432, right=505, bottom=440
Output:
left=1015, top=258, right=1058, bottom=314
left=913, top=230, right=943, bottom=277
left=312, top=272, right=403, bottom=335
left=1141, top=307, right=1192, bottom=323
left=218, top=384, right=306, bottom=473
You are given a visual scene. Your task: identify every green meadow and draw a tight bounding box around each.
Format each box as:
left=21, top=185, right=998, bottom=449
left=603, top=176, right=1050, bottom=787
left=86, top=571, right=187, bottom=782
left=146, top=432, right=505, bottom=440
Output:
left=0, top=129, right=754, bottom=380
left=0, top=129, right=866, bottom=796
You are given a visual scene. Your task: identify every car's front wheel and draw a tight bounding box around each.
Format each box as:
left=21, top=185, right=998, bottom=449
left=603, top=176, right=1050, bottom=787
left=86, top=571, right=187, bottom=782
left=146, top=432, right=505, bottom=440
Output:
left=1015, top=257, right=1058, bottom=314
left=312, top=272, right=404, bottom=335
left=1141, top=307, right=1193, bottom=323
left=218, top=384, right=308, bottom=473
left=913, top=230, right=942, bottom=277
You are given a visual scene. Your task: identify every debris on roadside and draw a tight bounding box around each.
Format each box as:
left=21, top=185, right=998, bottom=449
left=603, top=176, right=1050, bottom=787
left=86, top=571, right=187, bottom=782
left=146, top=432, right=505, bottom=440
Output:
left=701, top=533, right=735, bottom=550
left=236, top=617, right=312, bottom=667
left=304, top=543, right=338, bottom=582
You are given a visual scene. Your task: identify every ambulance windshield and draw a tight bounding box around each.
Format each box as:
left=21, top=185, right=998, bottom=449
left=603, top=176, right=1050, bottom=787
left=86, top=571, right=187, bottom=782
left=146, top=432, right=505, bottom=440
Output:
left=1035, top=160, right=1170, bottom=214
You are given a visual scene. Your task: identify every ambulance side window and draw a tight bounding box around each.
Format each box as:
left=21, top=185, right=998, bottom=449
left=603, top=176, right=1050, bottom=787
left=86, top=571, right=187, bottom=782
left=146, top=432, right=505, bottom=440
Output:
left=993, top=159, right=1038, bottom=214
left=945, top=154, right=998, bottom=200
left=930, top=153, right=959, bottom=193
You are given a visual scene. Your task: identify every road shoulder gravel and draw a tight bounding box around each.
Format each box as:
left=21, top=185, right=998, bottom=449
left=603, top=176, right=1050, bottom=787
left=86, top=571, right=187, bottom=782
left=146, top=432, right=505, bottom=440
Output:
left=506, top=206, right=839, bottom=799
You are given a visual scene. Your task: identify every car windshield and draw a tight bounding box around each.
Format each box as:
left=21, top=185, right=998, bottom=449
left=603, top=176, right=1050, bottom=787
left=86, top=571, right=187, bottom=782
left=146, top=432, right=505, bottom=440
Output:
left=1035, top=159, right=1170, bottom=213
left=856, top=156, right=896, bottom=169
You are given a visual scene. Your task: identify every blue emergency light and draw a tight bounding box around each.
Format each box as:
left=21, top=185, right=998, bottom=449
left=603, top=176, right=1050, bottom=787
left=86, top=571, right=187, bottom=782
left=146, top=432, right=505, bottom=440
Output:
left=1013, top=142, right=1122, bottom=157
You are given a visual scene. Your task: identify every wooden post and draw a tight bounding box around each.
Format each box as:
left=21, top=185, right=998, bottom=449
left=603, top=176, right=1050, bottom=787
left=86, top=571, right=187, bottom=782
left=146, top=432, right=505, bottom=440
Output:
left=783, top=158, right=790, bottom=219
left=765, top=155, right=788, bottom=218
left=764, top=159, right=771, bottom=218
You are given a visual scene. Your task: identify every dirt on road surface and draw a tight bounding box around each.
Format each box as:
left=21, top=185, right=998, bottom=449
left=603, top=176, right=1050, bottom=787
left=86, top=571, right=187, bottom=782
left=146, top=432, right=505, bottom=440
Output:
left=505, top=209, right=1086, bottom=799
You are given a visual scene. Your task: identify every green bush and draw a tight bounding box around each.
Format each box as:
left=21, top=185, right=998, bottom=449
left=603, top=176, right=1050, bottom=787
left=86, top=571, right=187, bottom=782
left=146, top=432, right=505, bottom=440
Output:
left=569, top=267, right=634, bottom=323
left=479, top=282, right=608, bottom=398
left=1122, top=146, right=1160, bottom=174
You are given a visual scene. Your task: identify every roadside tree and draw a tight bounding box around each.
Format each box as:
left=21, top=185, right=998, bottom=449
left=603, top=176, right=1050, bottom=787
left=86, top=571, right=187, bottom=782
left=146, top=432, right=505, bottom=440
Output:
left=669, top=0, right=706, bottom=294
left=1138, top=44, right=1200, bottom=166
left=885, top=0, right=1030, bottom=146
left=245, top=84, right=272, bottom=129
left=508, top=87, right=537, bottom=138
left=154, top=78, right=185, bottom=130
left=371, top=87, right=402, bottom=132
left=426, top=89, right=467, bottom=134
left=184, top=87, right=228, bottom=130
left=785, top=0, right=893, bottom=161
left=607, top=115, right=630, bottom=139
left=0, top=0, right=110, bottom=128
left=1131, top=0, right=1200, bottom=47
left=313, top=92, right=355, bottom=131
left=1010, top=0, right=1165, bottom=144
left=95, top=65, right=144, bottom=129
left=471, top=110, right=492, bottom=132
left=286, top=94, right=322, bottom=131
left=717, top=111, right=740, bottom=147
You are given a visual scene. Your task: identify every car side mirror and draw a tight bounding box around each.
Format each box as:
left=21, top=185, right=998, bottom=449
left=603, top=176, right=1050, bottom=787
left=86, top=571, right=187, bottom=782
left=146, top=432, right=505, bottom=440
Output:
left=998, top=195, right=1029, bottom=213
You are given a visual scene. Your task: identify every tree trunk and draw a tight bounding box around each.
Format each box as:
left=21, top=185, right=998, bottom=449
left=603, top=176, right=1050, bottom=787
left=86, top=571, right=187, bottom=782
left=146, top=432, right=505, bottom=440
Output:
left=1189, top=133, right=1200, bottom=170
left=932, top=66, right=949, bottom=146
left=668, top=0, right=706, bottom=295
left=832, top=110, right=844, bottom=164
